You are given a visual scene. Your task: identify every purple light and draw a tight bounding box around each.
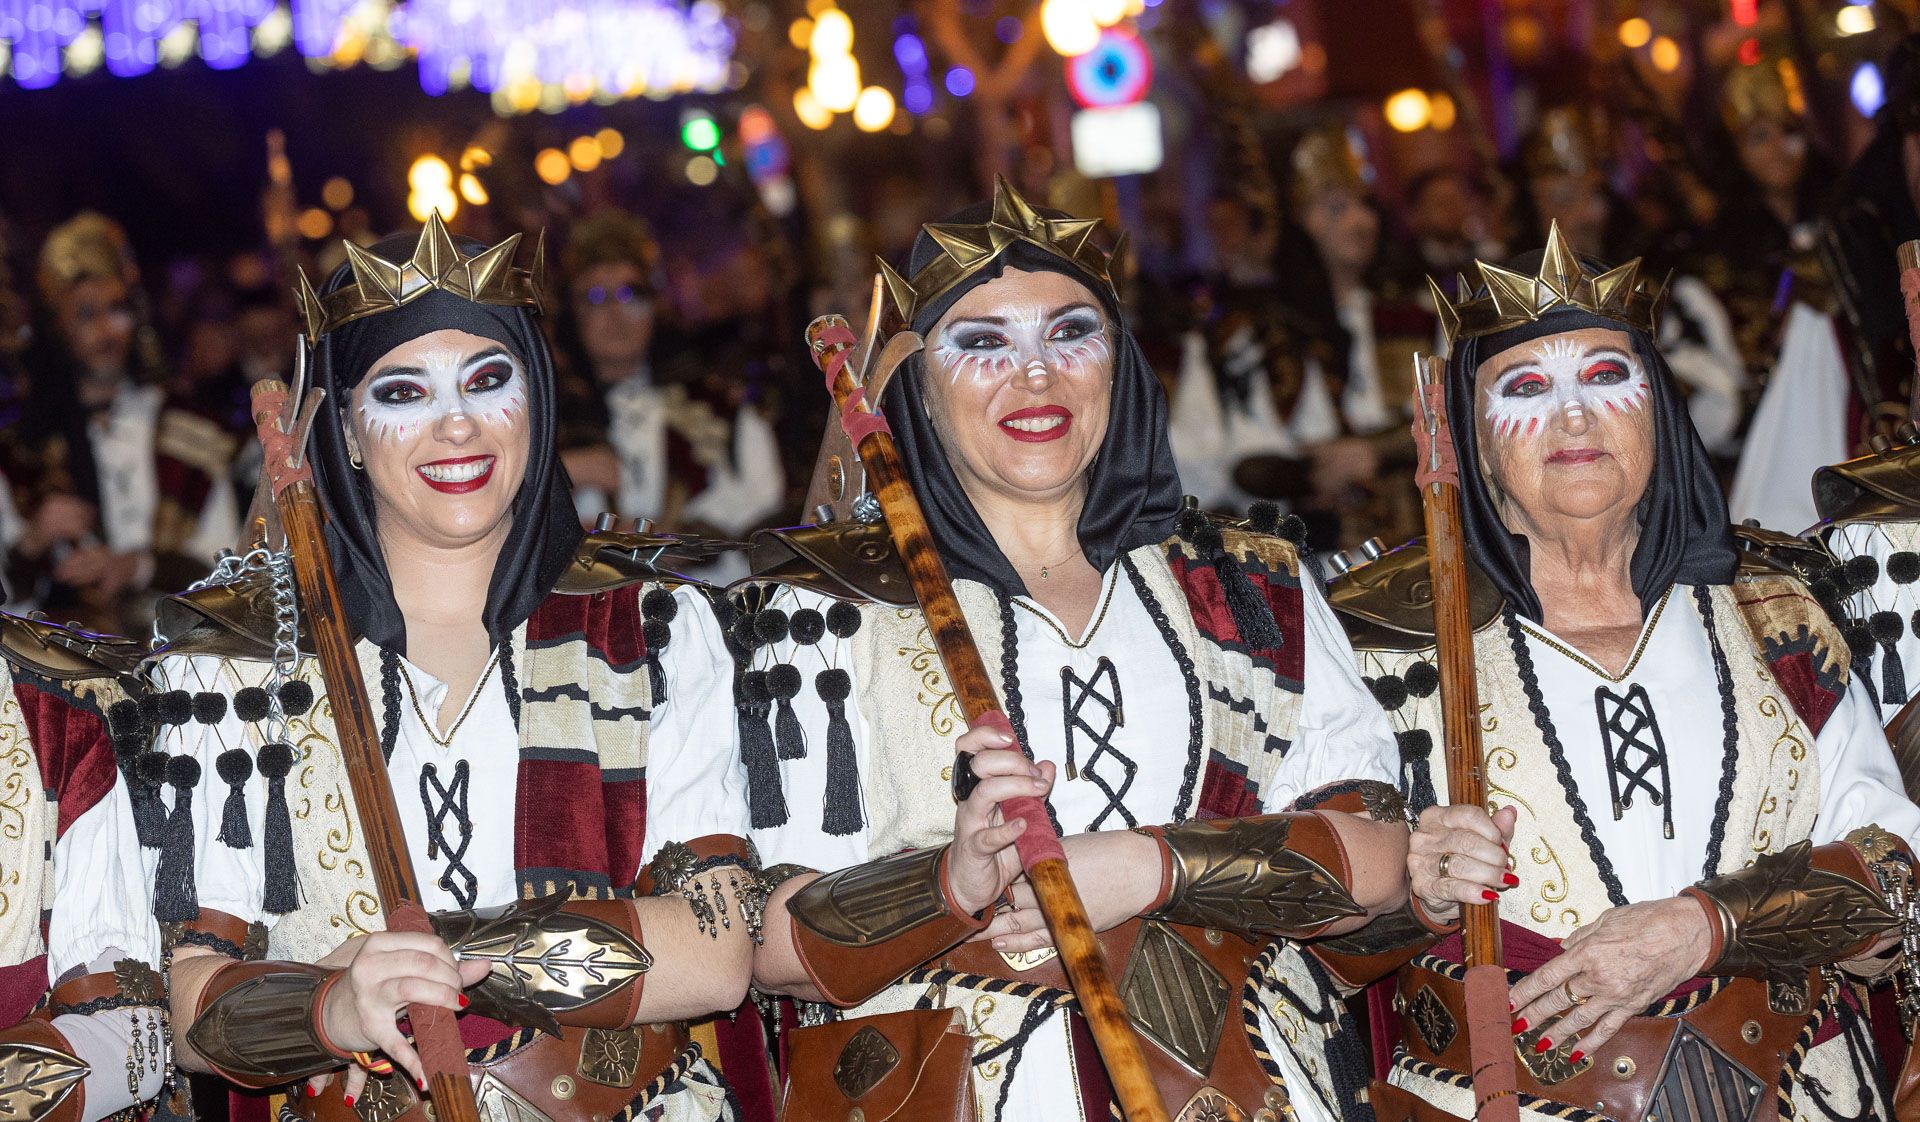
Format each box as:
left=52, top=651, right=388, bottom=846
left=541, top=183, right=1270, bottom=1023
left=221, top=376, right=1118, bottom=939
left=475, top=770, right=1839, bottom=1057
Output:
left=903, top=79, right=933, bottom=114
left=994, top=16, right=1021, bottom=44
left=945, top=66, right=974, bottom=97
left=1853, top=61, right=1885, bottom=116
left=893, top=33, right=926, bottom=73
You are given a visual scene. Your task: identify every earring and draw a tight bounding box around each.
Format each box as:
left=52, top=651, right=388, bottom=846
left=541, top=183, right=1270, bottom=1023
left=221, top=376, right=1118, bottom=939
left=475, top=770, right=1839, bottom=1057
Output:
left=348, top=449, right=364, bottom=470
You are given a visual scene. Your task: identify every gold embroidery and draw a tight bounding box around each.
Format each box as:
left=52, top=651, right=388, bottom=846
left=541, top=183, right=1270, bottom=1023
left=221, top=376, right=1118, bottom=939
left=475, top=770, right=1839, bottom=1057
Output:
left=1486, top=750, right=1578, bottom=928
left=0, top=695, right=39, bottom=925
left=962, top=994, right=1008, bottom=1081
left=1750, top=694, right=1808, bottom=854
left=898, top=612, right=962, bottom=738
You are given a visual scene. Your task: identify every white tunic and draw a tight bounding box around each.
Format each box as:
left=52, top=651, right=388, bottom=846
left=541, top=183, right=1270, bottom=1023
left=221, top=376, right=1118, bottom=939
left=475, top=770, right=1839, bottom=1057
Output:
left=89, top=384, right=236, bottom=563
left=1514, top=589, right=1920, bottom=901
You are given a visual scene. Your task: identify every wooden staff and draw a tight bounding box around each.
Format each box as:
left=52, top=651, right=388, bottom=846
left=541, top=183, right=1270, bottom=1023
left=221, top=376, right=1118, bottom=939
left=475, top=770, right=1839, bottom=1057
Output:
left=1411, top=355, right=1518, bottom=1122
left=805, top=315, right=1170, bottom=1122
left=250, top=379, right=482, bottom=1122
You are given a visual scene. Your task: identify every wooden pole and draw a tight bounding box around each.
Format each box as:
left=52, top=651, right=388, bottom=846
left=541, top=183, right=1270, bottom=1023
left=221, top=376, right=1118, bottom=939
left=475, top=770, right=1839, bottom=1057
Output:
left=805, top=317, right=1170, bottom=1122
left=250, top=379, right=482, bottom=1122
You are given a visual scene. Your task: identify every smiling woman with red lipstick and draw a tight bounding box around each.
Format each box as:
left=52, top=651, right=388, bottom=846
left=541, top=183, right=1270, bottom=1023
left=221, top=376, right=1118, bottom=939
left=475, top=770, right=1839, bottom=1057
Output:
left=738, top=181, right=1416, bottom=1122
left=146, top=218, right=765, bottom=1122
left=1330, top=227, right=1919, bottom=1122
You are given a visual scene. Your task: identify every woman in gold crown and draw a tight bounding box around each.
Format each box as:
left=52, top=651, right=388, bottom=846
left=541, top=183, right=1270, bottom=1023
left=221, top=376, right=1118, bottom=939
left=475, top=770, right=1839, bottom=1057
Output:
left=142, top=217, right=765, bottom=1122
left=1331, top=225, right=1920, bottom=1122
left=731, top=180, right=1419, bottom=1122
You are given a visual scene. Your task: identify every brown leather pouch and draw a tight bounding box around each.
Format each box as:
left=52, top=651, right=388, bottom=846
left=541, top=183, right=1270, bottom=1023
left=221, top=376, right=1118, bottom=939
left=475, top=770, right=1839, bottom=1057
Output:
left=779, top=1008, right=975, bottom=1122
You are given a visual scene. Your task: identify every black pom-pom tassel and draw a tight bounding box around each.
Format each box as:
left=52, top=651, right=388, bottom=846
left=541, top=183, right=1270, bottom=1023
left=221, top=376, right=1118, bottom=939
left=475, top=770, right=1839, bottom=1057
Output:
left=642, top=618, right=672, bottom=704
left=276, top=679, right=314, bottom=718
left=737, top=673, right=787, bottom=829
left=641, top=587, right=679, bottom=622
left=755, top=609, right=791, bottom=646
left=1275, top=513, right=1308, bottom=546
left=1396, top=729, right=1438, bottom=813
left=232, top=687, right=271, bottom=724
left=1890, top=552, right=1920, bottom=585
left=130, top=751, right=169, bottom=848
left=157, top=690, right=193, bottom=727
left=1214, top=549, right=1283, bottom=650
left=767, top=663, right=807, bottom=760
left=256, top=742, right=300, bottom=914
left=1845, top=554, right=1882, bottom=592
left=789, top=608, right=826, bottom=646
left=1403, top=661, right=1439, bottom=698
left=107, top=699, right=148, bottom=745
left=1247, top=501, right=1281, bottom=536
left=1369, top=674, right=1409, bottom=711
left=817, top=668, right=864, bottom=836
left=215, top=749, right=253, bottom=849
left=152, top=755, right=202, bottom=923
left=825, top=601, right=862, bottom=639
left=1874, top=610, right=1909, bottom=705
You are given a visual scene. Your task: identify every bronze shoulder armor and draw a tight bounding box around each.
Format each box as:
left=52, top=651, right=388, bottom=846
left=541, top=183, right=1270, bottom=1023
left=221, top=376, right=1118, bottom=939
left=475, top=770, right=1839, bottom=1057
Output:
left=1326, top=538, right=1504, bottom=653
left=741, top=520, right=915, bottom=608
left=552, top=528, right=740, bottom=595
left=151, top=568, right=308, bottom=662
left=1814, top=440, right=1920, bottom=526
left=1732, top=523, right=1834, bottom=584
left=0, top=612, right=146, bottom=681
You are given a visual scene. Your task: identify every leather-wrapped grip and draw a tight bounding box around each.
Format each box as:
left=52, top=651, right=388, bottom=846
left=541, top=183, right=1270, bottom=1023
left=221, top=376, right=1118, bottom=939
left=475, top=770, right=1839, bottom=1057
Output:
left=788, top=845, right=991, bottom=1007
left=1148, top=811, right=1366, bottom=939
left=185, top=960, right=345, bottom=1089
left=432, top=895, right=652, bottom=1036
left=1684, top=834, right=1905, bottom=982
left=0, top=1017, right=88, bottom=1122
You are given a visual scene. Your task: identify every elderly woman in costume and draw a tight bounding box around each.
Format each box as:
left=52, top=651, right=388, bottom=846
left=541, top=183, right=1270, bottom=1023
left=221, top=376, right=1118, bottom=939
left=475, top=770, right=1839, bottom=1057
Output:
left=1333, top=225, right=1920, bottom=1122
left=0, top=618, right=167, bottom=1122
left=736, top=181, right=1416, bottom=1122
left=147, top=217, right=757, bottom=1122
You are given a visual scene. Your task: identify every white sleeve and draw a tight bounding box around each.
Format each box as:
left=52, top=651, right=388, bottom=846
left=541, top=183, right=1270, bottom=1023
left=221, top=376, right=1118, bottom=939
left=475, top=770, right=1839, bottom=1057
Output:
left=48, top=778, right=160, bottom=980
left=1809, top=677, right=1920, bottom=850
left=683, top=409, right=785, bottom=538
left=179, top=473, right=239, bottom=566
left=639, top=587, right=751, bottom=865
left=1264, top=578, right=1401, bottom=809
left=55, top=1004, right=167, bottom=1120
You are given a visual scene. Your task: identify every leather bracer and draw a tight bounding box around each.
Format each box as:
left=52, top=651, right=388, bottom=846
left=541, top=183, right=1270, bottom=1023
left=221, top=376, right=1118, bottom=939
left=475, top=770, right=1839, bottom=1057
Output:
left=1683, top=830, right=1910, bottom=983
left=185, top=960, right=346, bottom=1089
left=432, top=895, right=652, bottom=1036
left=788, top=845, right=992, bottom=1007
left=1145, top=812, right=1365, bottom=939
left=0, top=1017, right=88, bottom=1122
left=1308, top=899, right=1438, bottom=989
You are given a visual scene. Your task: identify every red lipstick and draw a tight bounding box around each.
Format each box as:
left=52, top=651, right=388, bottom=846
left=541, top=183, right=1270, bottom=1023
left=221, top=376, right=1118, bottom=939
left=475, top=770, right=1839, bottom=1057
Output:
left=416, top=454, right=495, bottom=494
left=999, top=405, right=1072, bottom=443
left=1546, top=448, right=1608, bottom=466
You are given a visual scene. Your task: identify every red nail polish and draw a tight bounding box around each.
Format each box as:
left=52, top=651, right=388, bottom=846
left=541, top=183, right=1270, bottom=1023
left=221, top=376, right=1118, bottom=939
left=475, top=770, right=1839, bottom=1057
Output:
left=1511, top=1018, right=1527, bottom=1034
left=1569, top=1051, right=1585, bottom=1064
left=1507, top=1001, right=1515, bottom=1013
left=1482, top=890, right=1500, bottom=902
left=343, top=1097, right=356, bottom=1109
left=418, top=1078, right=429, bottom=1092
left=458, top=994, right=469, bottom=1009
left=1535, top=1037, right=1553, bottom=1054
left=1502, top=873, right=1520, bottom=888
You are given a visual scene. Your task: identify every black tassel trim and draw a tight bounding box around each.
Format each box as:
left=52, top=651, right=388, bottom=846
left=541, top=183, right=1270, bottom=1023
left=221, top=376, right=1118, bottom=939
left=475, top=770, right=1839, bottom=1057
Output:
left=1397, top=729, right=1438, bottom=813
left=818, top=667, right=864, bottom=836
left=642, top=589, right=677, bottom=705
left=130, top=751, right=169, bottom=848
left=153, top=756, right=201, bottom=923
left=215, top=748, right=253, bottom=849
left=256, top=742, right=300, bottom=914
left=738, top=671, right=786, bottom=828
left=768, top=664, right=806, bottom=760
left=232, top=687, right=271, bottom=724
left=276, top=679, right=314, bottom=718
left=1872, top=610, right=1907, bottom=706
left=1179, top=510, right=1282, bottom=649
left=824, top=601, right=862, bottom=639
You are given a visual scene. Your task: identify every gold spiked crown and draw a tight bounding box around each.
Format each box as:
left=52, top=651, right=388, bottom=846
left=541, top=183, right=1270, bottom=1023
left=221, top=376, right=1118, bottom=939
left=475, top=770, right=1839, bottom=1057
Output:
left=1427, top=220, right=1667, bottom=348
left=294, top=211, right=547, bottom=341
left=877, top=176, right=1119, bottom=325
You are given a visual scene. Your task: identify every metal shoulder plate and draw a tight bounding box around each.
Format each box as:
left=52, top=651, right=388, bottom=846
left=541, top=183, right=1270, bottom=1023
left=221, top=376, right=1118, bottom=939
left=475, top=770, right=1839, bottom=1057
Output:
left=553, top=529, right=740, bottom=595
left=788, top=845, right=951, bottom=945
left=739, top=520, right=915, bottom=608
left=1326, top=538, right=1504, bottom=653
left=431, top=894, right=652, bottom=1036
left=1733, top=523, right=1835, bottom=583
left=151, top=567, right=310, bottom=662
left=1814, top=440, right=1920, bottom=526
left=0, top=612, right=146, bottom=682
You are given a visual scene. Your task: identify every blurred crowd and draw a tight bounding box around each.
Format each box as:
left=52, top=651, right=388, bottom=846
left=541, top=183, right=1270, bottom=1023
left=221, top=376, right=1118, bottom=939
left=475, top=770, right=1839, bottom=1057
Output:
left=9, top=34, right=1920, bottom=638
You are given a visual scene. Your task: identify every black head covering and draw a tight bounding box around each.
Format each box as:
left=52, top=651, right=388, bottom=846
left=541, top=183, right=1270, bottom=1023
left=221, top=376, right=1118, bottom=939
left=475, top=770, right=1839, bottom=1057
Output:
left=1443, top=251, right=1737, bottom=622
left=879, top=203, right=1183, bottom=596
left=308, top=230, right=581, bottom=654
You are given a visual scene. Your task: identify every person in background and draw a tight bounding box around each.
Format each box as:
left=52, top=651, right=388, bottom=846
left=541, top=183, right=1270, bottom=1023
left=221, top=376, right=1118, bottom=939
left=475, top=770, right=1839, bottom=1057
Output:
left=4, top=212, right=238, bottom=631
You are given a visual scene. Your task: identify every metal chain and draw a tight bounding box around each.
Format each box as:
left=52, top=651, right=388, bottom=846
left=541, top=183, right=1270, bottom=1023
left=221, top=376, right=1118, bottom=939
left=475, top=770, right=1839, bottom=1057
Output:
left=169, top=546, right=303, bottom=744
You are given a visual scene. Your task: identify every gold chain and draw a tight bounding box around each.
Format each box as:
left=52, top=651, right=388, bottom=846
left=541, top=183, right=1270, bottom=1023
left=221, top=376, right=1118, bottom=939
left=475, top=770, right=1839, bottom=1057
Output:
left=398, top=647, right=502, bottom=749
left=1013, top=569, right=1119, bottom=650
left=1516, top=586, right=1674, bottom=683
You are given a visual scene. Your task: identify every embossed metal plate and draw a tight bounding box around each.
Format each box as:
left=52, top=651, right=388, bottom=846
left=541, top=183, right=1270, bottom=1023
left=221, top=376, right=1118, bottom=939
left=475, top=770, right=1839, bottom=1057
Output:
left=1515, top=1024, right=1592, bottom=1085
left=352, top=1071, right=420, bottom=1122
left=577, top=1026, right=645, bottom=1088
left=1120, top=919, right=1230, bottom=1077
left=1407, top=986, right=1457, bottom=1054
left=832, top=1026, right=901, bottom=1101
left=476, top=1071, right=557, bottom=1122
left=0, top=1042, right=87, bottom=1122
left=998, top=947, right=1059, bottom=972
left=1647, top=1024, right=1765, bottom=1122
left=1173, top=1086, right=1248, bottom=1122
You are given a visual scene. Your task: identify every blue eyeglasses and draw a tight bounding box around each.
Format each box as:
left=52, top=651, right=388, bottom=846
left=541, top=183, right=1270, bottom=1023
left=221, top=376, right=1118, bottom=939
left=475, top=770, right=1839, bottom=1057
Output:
left=582, top=284, right=651, bottom=307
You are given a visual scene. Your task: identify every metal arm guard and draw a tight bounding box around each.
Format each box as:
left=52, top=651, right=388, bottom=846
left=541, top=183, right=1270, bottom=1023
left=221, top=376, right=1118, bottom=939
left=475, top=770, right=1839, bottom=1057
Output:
left=1145, top=811, right=1366, bottom=940
left=0, top=1017, right=88, bottom=1122
left=185, top=960, right=344, bottom=1089
left=431, top=895, right=652, bottom=1037
left=1683, top=828, right=1911, bottom=983
left=787, top=845, right=993, bottom=1007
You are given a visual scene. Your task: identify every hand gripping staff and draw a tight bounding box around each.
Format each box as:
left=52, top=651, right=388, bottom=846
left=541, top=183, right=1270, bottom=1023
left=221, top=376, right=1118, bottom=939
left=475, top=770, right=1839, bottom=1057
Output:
left=1409, top=355, right=1519, bottom=1122
left=249, top=377, right=484, bottom=1122
left=805, top=314, right=1172, bottom=1122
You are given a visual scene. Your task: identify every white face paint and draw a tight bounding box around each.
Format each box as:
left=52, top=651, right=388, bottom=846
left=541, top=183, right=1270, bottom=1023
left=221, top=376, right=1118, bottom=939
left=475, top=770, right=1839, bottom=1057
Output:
left=357, top=345, right=527, bottom=445
left=1482, top=334, right=1649, bottom=439
left=931, top=302, right=1110, bottom=386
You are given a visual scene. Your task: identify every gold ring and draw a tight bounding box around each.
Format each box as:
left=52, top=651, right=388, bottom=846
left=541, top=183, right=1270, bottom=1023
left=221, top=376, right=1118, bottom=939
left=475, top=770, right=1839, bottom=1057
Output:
left=1437, top=852, right=1455, bottom=879
left=1563, top=979, right=1587, bottom=1007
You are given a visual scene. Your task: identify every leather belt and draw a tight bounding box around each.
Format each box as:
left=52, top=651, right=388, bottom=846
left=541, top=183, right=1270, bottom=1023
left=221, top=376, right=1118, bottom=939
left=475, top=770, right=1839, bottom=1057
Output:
left=293, top=1022, right=694, bottom=1122
left=1393, top=960, right=1816, bottom=1122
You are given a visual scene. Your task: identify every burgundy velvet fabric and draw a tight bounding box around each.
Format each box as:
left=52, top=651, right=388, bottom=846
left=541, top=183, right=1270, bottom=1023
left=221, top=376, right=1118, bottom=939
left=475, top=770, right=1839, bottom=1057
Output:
left=0, top=957, right=45, bottom=1026
left=9, top=675, right=115, bottom=836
